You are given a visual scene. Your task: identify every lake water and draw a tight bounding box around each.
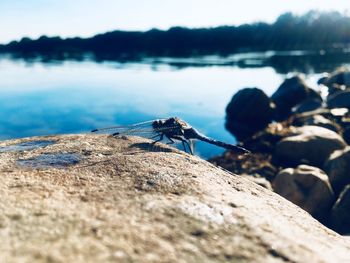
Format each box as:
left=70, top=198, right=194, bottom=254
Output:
left=0, top=52, right=346, bottom=158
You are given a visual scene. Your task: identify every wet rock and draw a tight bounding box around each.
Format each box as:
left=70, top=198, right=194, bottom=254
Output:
left=330, top=185, right=350, bottom=234
left=292, top=98, right=323, bottom=114
left=1, top=134, right=350, bottom=262
left=17, top=153, right=81, bottom=169
left=273, top=126, right=347, bottom=167
left=324, top=147, right=350, bottom=195
left=271, top=75, right=322, bottom=120
left=327, top=90, right=350, bottom=109
left=0, top=140, right=55, bottom=153
left=272, top=165, right=335, bottom=221
left=225, top=87, right=275, bottom=141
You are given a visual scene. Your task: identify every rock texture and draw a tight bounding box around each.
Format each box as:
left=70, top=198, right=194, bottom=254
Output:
left=272, top=165, right=335, bottom=221
left=0, top=134, right=350, bottom=262
left=324, top=147, right=350, bottom=195
left=273, top=126, right=347, bottom=167
left=331, top=185, right=350, bottom=234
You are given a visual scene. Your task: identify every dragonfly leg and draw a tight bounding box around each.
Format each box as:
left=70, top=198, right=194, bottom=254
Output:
left=152, top=133, right=164, bottom=144
left=150, top=133, right=160, bottom=140
left=171, top=136, right=193, bottom=155
left=182, top=141, right=189, bottom=153
left=185, top=140, right=194, bottom=155
left=165, top=135, right=175, bottom=145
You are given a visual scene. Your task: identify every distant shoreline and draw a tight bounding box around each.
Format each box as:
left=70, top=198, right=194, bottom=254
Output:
left=1, top=11, right=350, bottom=58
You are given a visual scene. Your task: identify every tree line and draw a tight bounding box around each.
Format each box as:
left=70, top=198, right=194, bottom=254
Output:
left=1, top=11, right=350, bottom=58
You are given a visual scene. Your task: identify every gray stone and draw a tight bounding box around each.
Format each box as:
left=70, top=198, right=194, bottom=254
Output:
left=0, top=140, right=55, bottom=152
left=324, top=147, right=350, bottom=194
left=0, top=134, right=350, bottom=262
left=331, top=185, right=350, bottom=234
left=273, top=126, right=347, bottom=167
left=272, top=165, right=335, bottom=220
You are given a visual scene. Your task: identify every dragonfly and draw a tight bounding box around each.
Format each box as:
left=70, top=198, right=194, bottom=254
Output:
left=91, top=117, right=250, bottom=155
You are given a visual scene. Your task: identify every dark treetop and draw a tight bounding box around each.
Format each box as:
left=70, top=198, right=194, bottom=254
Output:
left=1, top=11, right=350, bottom=58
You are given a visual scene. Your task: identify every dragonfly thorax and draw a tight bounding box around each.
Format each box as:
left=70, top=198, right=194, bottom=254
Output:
left=152, top=117, right=193, bottom=137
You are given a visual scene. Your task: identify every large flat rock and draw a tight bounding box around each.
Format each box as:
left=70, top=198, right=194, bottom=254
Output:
left=0, top=134, right=349, bottom=262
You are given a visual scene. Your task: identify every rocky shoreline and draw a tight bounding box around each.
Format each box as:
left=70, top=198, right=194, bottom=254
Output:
left=210, top=67, right=350, bottom=234
left=1, top=134, right=350, bottom=262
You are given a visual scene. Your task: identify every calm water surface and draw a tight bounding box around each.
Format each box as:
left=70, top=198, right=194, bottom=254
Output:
left=0, top=55, right=328, bottom=158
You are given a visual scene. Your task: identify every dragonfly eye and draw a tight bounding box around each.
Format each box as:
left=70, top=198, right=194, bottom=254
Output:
left=152, top=120, right=163, bottom=129
left=166, top=117, right=178, bottom=126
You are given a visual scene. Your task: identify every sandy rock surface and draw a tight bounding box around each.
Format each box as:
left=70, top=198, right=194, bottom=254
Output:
left=273, top=125, right=346, bottom=167
left=0, top=134, right=350, bottom=262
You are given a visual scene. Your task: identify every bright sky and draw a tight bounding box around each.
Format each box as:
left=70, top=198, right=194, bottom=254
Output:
left=0, top=0, right=349, bottom=44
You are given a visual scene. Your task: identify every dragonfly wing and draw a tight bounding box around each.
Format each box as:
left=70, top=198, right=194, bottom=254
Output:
left=92, top=120, right=177, bottom=140
left=92, top=120, right=155, bottom=133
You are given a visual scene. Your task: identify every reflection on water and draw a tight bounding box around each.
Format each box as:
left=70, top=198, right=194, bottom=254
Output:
left=0, top=52, right=348, bottom=158
left=6, top=49, right=350, bottom=74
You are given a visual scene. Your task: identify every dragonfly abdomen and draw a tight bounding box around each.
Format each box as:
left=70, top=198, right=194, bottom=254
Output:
left=188, top=129, right=250, bottom=154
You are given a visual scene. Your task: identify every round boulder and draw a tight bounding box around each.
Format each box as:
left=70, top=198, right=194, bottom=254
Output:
left=271, top=75, right=322, bottom=120
left=330, top=185, right=350, bottom=235
left=322, top=68, right=350, bottom=88
left=273, top=126, right=347, bottom=167
left=292, top=98, right=323, bottom=114
left=225, top=87, right=275, bottom=141
left=324, top=147, right=350, bottom=195
left=272, top=165, right=335, bottom=221
left=327, top=90, right=350, bottom=109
